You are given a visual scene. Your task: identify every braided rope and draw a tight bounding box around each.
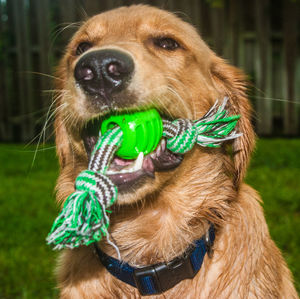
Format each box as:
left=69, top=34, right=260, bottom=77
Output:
left=47, top=98, right=241, bottom=251
left=162, top=97, right=241, bottom=152
left=46, top=127, right=123, bottom=250
left=163, top=119, right=197, bottom=153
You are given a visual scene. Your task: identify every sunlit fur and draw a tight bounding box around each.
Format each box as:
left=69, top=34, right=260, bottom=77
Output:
left=53, top=5, right=297, bottom=298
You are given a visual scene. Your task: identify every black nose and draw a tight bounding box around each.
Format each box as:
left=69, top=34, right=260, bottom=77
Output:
left=74, top=49, right=134, bottom=97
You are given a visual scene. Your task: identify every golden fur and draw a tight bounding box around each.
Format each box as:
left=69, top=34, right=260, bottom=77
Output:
left=53, top=5, right=298, bottom=298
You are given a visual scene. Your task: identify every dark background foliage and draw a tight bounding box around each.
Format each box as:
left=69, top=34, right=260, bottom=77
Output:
left=0, top=0, right=299, bottom=143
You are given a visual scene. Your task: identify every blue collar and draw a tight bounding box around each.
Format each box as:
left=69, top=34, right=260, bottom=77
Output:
left=94, top=225, right=215, bottom=296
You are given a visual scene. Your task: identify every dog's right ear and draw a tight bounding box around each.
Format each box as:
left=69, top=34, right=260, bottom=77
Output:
left=54, top=112, right=70, bottom=169
left=54, top=58, right=71, bottom=170
left=210, top=56, right=256, bottom=187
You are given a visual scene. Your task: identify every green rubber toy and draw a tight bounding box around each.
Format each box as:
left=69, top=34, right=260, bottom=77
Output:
left=101, top=109, right=163, bottom=159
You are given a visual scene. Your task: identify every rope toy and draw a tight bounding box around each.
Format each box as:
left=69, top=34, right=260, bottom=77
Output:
left=46, top=98, right=241, bottom=250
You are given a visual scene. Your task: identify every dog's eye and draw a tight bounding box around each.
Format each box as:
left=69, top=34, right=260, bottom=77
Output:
left=75, top=42, right=92, bottom=56
left=153, top=37, right=180, bottom=51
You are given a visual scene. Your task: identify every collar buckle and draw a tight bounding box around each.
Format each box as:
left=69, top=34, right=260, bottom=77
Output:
left=205, top=227, right=214, bottom=258
left=94, top=224, right=215, bottom=296
left=133, top=265, right=159, bottom=296
left=133, top=249, right=196, bottom=296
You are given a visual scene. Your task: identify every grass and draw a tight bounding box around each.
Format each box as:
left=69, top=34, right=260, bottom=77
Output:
left=0, top=145, right=59, bottom=298
left=245, top=139, right=300, bottom=293
left=0, top=139, right=299, bottom=298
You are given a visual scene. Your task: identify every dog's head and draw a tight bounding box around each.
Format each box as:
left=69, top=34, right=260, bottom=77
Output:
left=55, top=5, right=255, bottom=207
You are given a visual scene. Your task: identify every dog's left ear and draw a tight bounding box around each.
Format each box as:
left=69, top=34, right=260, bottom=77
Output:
left=210, top=56, right=256, bottom=187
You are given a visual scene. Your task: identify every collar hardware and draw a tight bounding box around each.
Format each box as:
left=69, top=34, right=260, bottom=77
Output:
left=205, top=228, right=214, bottom=258
left=94, top=225, right=215, bottom=296
left=133, top=246, right=196, bottom=295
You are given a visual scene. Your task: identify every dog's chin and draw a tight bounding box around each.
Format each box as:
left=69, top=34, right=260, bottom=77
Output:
left=112, top=176, right=161, bottom=205
left=81, top=114, right=183, bottom=204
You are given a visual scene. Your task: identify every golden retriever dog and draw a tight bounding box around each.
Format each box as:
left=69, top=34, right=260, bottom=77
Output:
left=53, top=5, right=298, bottom=298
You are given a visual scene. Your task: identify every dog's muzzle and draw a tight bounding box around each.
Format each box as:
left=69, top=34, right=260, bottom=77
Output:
left=74, top=49, right=134, bottom=98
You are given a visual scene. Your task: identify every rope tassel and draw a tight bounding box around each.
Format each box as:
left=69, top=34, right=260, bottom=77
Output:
left=162, top=97, right=242, bottom=153
left=46, top=127, right=123, bottom=250
left=47, top=98, right=241, bottom=250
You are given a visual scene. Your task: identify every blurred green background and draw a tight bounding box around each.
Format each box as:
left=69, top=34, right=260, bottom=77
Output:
left=0, top=140, right=299, bottom=298
left=0, top=0, right=299, bottom=298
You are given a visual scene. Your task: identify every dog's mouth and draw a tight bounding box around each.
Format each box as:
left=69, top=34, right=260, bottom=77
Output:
left=82, top=115, right=183, bottom=191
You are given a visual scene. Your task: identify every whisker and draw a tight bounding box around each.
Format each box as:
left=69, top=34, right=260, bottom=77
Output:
left=155, top=94, right=175, bottom=118
left=42, top=89, right=66, bottom=94
left=9, top=107, right=50, bottom=121
left=165, top=76, right=196, bottom=118
left=166, top=86, right=192, bottom=118
left=139, top=85, right=175, bottom=118
left=28, top=91, right=70, bottom=167
left=50, top=22, right=83, bottom=42
left=20, top=146, right=57, bottom=153
left=26, top=103, right=58, bottom=147
left=26, top=94, right=67, bottom=145
left=31, top=109, right=58, bottom=167
left=23, top=71, right=63, bottom=82
left=49, top=21, right=83, bottom=63
left=251, top=95, right=300, bottom=104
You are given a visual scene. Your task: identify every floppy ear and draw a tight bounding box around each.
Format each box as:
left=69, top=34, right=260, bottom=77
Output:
left=54, top=101, right=81, bottom=203
left=210, top=57, right=256, bottom=187
left=53, top=58, right=78, bottom=203
left=54, top=112, right=70, bottom=169
left=54, top=60, right=69, bottom=170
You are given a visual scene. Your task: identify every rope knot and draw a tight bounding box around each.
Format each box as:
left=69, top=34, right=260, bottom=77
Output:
left=75, top=170, right=117, bottom=206
left=75, top=170, right=97, bottom=193
left=163, top=119, right=198, bottom=154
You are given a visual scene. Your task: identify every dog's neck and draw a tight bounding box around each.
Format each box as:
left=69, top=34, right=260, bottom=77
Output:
left=100, top=149, right=237, bottom=266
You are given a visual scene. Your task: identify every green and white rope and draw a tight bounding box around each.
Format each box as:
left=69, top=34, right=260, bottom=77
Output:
left=46, top=127, right=123, bottom=251
left=162, top=97, right=241, bottom=152
left=47, top=98, right=241, bottom=251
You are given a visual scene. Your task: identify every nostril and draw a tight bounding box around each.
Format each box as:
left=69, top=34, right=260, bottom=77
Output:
left=75, top=67, right=94, bottom=81
left=107, top=62, right=122, bottom=78
left=103, top=59, right=133, bottom=84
